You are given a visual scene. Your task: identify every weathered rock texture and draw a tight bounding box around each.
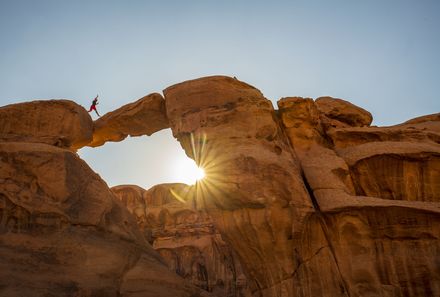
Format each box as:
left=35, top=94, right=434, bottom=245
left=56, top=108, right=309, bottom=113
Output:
left=1, top=76, right=440, bottom=297
left=164, top=76, right=315, bottom=296
left=89, top=93, right=169, bottom=147
left=112, top=183, right=252, bottom=297
left=315, top=96, right=373, bottom=128
left=164, top=76, right=440, bottom=297
left=278, top=96, right=440, bottom=297
left=0, top=142, right=206, bottom=297
left=0, top=100, right=93, bottom=150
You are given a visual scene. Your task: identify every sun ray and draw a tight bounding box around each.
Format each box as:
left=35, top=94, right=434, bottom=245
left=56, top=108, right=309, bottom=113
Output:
left=169, top=131, right=237, bottom=209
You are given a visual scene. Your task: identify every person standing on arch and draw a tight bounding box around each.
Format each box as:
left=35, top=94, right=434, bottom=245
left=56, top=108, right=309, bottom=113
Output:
left=88, top=95, right=100, bottom=117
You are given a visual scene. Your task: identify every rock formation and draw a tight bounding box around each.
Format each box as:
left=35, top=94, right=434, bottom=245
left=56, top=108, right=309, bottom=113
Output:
left=88, top=93, right=169, bottom=147
left=278, top=95, right=440, bottom=297
left=164, top=76, right=440, bottom=297
left=1, top=75, right=439, bottom=297
left=112, top=183, right=252, bottom=297
left=0, top=103, right=206, bottom=296
left=314, top=96, right=373, bottom=128
left=0, top=100, right=93, bottom=150
left=163, top=76, right=316, bottom=296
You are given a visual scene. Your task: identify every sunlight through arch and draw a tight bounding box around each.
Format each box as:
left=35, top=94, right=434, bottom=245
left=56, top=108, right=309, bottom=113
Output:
left=174, top=157, right=205, bottom=185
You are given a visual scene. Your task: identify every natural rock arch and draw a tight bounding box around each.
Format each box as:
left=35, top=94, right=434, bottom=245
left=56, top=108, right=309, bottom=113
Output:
left=1, top=75, right=440, bottom=297
left=87, top=92, right=169, bottom=148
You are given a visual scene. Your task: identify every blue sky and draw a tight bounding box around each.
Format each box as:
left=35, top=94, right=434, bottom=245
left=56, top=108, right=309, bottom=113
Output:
left=1, top=0, right=439, bottom=188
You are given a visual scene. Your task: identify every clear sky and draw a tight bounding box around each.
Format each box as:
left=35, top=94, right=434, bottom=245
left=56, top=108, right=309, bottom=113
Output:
left=1, top=0, right=439, bottom=189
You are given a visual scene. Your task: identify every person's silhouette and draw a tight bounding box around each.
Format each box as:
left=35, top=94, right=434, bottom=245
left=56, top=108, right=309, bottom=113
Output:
left=88, top=95, right=100, bottom=116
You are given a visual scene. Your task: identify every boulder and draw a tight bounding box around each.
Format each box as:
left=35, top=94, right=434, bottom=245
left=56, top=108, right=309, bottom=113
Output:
left=315, top=96, right=373, bottom=128
left=0, top=100, right=93, bottom=150
left=89, top=93, right=169, bottom=147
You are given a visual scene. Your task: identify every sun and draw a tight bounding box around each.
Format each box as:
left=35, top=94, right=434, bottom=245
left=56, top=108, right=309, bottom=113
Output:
left=174, top=157, right=205, bottom=185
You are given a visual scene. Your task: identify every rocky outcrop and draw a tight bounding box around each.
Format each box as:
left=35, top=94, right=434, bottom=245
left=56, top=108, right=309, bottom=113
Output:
left=112, top=183, right=251, bottom=297
left=0, top=100, right=93, bottom=150
left=2, top=76, right=439, bottom=297
left=277, top=97, right=328, bottom=152
left=88, top=93, right=169, bottom=147
left=278, top=96, right=440, bottom=297
left=0, top=142, right=206, bottom=297
left=315, top=96, right=373, bottom=128
left=338, top=141, right=440, bottom=202
left=162, top=77, right=440, bottom=297
left=164, top=76, right=315, bottom=296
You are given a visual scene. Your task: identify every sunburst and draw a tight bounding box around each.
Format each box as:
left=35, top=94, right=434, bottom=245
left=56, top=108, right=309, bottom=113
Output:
left=170, top=132, right=233, bottom=210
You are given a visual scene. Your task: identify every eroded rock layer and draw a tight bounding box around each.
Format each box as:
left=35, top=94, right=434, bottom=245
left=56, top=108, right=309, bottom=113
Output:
left=278, top=96, right=440, bottom=297
left=112, top=183, right=251, bottom=297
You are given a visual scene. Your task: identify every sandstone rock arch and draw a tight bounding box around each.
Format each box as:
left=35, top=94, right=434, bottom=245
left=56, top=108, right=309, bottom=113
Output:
left=1, top=75, right=440, bottom=297
left=87, top=92, right=169, bottom=148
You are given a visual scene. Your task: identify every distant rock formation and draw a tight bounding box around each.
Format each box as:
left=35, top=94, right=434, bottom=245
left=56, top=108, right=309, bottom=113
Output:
left=1, top=75, right=439, bottom=297
left=112, top=183, right=252, bottom=297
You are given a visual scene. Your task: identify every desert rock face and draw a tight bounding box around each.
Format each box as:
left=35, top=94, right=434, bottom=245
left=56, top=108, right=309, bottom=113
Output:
left=164, top=76, right=315, bottom=296
left=88, top=93, right=169, bottom=147
left=1, top=76, right=440, bottom=297
left=0, top=100, right=93, bottom=150
left=163, top=77, right=440, bottom=297
left=112, top=183, right=252, bottom=297
left=111, top=184, right=151, bottom=241
left=0, top=142, right=206, bottom=297
left=278, top=96, right=440, bottom=297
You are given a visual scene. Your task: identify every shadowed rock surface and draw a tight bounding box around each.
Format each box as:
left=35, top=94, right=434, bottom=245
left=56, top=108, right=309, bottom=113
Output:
left=112, top=183, right=252, bottom=297
left=89, top=93, right=169, bottom=147
left=0, top=142, right=208, bottom=297
left=0, top=100, right=93, bottom=150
